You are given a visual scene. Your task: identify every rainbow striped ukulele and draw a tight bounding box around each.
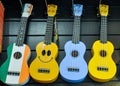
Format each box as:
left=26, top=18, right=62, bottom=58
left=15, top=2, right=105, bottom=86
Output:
left=60, top=4, right=88, bottom=83
left=0, top=3, right=33, bottom=85
left=88, top=4, right=117, bottom=82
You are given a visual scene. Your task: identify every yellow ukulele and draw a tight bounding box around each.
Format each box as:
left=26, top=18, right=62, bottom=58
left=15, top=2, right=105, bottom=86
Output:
left=29, top=4, right=59, bottom=83
left=88, top=4, right=117, bottom=82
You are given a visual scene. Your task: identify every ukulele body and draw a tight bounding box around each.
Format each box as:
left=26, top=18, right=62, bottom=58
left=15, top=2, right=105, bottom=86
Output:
left=88, top=40, right=117, bottom=82
left=60, top=41, right=88, bottom=83
left=0, top=43, right=31, bottom=85
left=29, top=42, right=59, bottom=83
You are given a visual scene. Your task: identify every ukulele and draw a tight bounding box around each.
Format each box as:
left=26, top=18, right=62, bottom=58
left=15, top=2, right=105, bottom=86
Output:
left=29, top=4, right=59, bottom=83
left=0, top=3, right=33, bottom=85
left=88, top=4, right=117, bottom=82
left=0, top=1, right=4, bottom=53
left=60, top=4, right=88, bottom=83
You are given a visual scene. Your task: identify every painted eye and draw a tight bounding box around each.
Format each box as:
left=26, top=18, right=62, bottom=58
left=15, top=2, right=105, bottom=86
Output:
left=47, top=50, right=51, bottom=56
left=42, top=50, right=46, bottom=56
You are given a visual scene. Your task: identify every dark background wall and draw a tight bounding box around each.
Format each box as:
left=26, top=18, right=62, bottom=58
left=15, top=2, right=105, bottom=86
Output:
left=1, top=0, right=120, bottom=86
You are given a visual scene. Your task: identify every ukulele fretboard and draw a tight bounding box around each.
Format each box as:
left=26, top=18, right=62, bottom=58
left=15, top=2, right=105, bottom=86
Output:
left=72, top=16, right=81, bottom=44
left=16, top=17, right=28, bottom=46
left=44, top=17, right=54, bottom=45
left=100, top=16, right=107, bottom=43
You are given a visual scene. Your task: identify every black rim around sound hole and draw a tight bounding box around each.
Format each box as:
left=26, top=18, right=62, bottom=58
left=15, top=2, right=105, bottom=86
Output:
left=72, top=50, right=78, bottom=57
left=14, top=52, right=22, bottom=59
left=100, top=50, right=107, bottom=57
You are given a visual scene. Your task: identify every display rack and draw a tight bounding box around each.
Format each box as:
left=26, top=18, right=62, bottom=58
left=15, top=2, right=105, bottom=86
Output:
left=0, top=0, right=120, bottom=86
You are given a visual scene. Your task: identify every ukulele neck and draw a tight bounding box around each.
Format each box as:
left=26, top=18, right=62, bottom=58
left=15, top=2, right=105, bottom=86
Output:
left=72, top=16, right=81, bottom=44
left=16, top=17, right=28, bottom=46
left=44, top=16, right=54, bottom=45
left=100, top=16, right=107, bottom=43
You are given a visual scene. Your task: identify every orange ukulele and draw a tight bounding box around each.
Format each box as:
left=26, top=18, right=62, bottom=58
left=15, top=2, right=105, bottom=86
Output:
left=29, top=4, right=59, bottom=83
left=88, top=4, right=117, bottom=82
left=0, top=3, right=33, bottom=85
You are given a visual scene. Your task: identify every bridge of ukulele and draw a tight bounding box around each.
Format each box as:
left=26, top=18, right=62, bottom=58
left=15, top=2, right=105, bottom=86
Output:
left=97, top=66, right=108, bottom=72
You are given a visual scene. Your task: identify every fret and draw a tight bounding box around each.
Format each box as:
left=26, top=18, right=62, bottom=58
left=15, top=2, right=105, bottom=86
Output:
left=16, top=17, right=28, bottom=46
left=72, top=16, right=81, bottom=44
left=45, top=17, right=54, bottom=44
left=100, top=16, right=107, bottom=43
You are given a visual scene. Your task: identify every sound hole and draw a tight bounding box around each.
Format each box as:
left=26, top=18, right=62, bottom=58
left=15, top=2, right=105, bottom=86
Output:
left=14, top=52, right=22, bottom=59
left=72, top=50, right=78, bottom=57
left=100, top=50, right=107, bottom=57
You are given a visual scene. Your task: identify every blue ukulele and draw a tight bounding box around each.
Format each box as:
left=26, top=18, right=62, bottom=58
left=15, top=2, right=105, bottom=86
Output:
left=60, top=4, right=88, bottom=83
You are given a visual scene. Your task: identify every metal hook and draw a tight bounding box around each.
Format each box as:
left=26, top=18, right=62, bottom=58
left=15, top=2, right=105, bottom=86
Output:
left=72, top=0, right=74, bottom=7
left=19, top=0, right=23, bottom=9
left=97, top=0, right=102, bottom=17
left=99, top=0, right=102, bottom=4
left=44, top=0, right=48, bottom=9
left=54, top=17, right=59, bottom=45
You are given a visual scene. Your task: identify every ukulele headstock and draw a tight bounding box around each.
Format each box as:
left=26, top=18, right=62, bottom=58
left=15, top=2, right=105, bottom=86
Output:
left=47, top=4, right=57, bottom=17
left=99, top=4, right=109, bottom=16
left=22, top=3, right=33, bottom=17
left=73, top=4, right=83, bottom=16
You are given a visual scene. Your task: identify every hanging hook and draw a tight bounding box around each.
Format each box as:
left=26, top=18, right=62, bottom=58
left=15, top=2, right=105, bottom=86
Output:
left=44, top=0, right=48, bottom=9
left=54, top=17, right=59, bottom=45
left=19, top=0, right=23, bottom=9
left=72, top=0, right=74, bottom=7
left=97, top=0, right=102, bottom=17
left=99, top=0, right=102, bottom=4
